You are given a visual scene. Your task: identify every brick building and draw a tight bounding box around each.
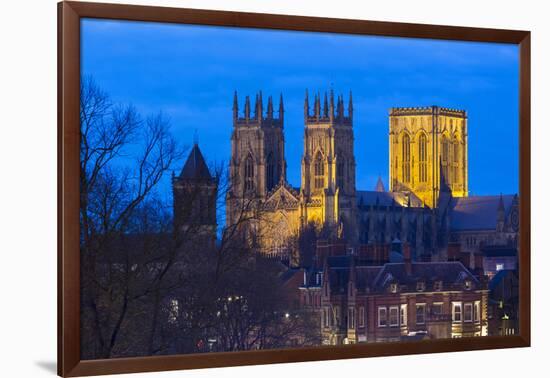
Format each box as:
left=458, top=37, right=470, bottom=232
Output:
left=300, top=241, right=489, bottom=345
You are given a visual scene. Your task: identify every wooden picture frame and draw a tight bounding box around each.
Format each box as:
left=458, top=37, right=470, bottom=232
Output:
left=58, top=1, right=531, bottom=376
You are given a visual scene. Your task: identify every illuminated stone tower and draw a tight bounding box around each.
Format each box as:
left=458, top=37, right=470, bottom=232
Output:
left=389, top=106, right=468, bottom=208
left=301, top=90, right=356, bottom=239
left=226, top=91, right=286, bottom=227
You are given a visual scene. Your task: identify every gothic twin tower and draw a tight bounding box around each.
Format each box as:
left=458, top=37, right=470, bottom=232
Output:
left=226, top=90, right=358, bottom=247
left=174, top=88, right=469, bottom=255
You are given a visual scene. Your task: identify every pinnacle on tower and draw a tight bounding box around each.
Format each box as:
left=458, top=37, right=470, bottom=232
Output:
left=336, top=95, right=343, bottom=119
left=375, top=175, right=386, bottom=192
left=323, top=92, right=329, bottom=118
left=348, top=90, right=353, bottom=119
left=330, top=89, right=335, bottom=120
left=497, top=193, right=505, bottom=221
left=233, top=91, right=238, bottom=120
left=267, top=95, right=273, bottom=119
left=304, top=89, right=309, bottom=118
left=256, top=91, right=263, bottom=121
left=279, top=93, right=284, bottom=118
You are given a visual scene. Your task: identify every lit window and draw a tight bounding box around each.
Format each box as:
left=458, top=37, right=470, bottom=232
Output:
left=400, top=304, right=407, bottom=326
left=464, top=280, right=472, bottom=290
left=168, top=299, right=179, bottom=324
left=496, top=263, right=504, bottom=271
left=358, top=306, right=365, bottom=328
left=348, top=307, right=355, bottom=329
left=390, top=283, right=398, bottom=293
left=416, top=304, right=426, bottom=325
left=464, top=303, right=473, bottom=322
left=378, top=307, right=387, bottom=327
left=389, top=306, right=399, bottom=327
left=474, top=301, right=480, bottom=323
left=452, top=302, right=462, bottom=323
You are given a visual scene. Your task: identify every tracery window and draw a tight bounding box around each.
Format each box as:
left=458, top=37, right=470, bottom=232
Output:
left=402, top=134, right=411, bottom=183
left=337, top=155, right=345, bottom=189
left=418, top=133, right=427, bottom=183
left=244, top=154, right=254, bottom=192
left=266, top=153, right=275, bottom=191
left=314, top=152, right=324, bottom=189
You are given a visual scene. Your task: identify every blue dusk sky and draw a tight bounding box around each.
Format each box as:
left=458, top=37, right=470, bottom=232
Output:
left=81, top=18, right=519, bottom=199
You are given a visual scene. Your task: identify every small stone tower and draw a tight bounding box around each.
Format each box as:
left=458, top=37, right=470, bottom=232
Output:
left=389, top=106, right=468, bottom=208
left=301, top=90, right=356, bottom=238
left=173, top=143, right=218, bottom=248
left=226, top=91, right=286, bottom=227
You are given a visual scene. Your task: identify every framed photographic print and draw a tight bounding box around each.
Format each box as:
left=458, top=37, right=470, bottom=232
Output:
left=58, top=1, right=531, bottom=376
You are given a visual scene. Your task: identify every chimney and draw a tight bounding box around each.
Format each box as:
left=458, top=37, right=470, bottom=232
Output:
left=315, top=239, right=328, bottom=269
left=403, top=242, right=412, bottom=275
left=473, top=253, right=484, bottom=278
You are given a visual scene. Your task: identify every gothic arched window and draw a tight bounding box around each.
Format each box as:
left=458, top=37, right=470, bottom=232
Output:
left=266, top=153, right=275, bottom=191
left=244, top=154, right=254, bottom=192
left=442, top=136, right=450, bottom=184
left=314, top=152, right=324, bottom=189
left=418, top=133, right=427, bottom=183
left=337, top=154, right=345, bottom=189
left=453, top=137, right=459, bottom=184
left=402, top=134, right=411, bottom=183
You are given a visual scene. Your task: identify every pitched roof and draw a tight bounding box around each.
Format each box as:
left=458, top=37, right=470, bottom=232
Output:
left=449, top=194, right=515, bottom=231
left=370, top=261, right=480, bottom=292
left=179, top=144, right=212, bottom=180
left=356, top=190, right=423, bottom=208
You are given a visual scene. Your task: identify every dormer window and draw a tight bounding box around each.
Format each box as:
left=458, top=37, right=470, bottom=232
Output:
left=464, top=280, right=472, bottom=290
left=390, top=283, right=398, bottom=293
left=434, top=280, right=443, bottom=291
left=416, top=281, right=426, bottom=292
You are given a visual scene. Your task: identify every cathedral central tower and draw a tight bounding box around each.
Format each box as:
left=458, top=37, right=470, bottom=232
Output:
left=389, top=106, right=468, bottom=208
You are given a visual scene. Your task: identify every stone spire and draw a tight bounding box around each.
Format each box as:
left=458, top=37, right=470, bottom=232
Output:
left=375, top=176, right=386, bottom=192
left=254, top=92, right=263, bottom=121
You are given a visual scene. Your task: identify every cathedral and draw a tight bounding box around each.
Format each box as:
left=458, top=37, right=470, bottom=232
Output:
left=177, top=90, right=519, bottom=265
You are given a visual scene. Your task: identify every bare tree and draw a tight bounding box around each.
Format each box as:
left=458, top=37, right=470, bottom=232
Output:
left=80, top=76, right=180, bottom=359
left=80, top=77, right=320, bottom=359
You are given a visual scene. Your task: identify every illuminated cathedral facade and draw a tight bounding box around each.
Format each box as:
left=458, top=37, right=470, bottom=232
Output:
left=223, top=91, right=519, bottom=263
